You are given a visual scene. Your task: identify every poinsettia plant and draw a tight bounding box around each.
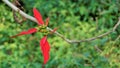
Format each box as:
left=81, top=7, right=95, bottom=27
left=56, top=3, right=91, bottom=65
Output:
left=11, top=8, right=57, bottom=64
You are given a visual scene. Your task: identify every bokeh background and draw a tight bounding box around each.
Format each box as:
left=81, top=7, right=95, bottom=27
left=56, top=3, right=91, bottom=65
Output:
left=0, top=0, right=120, bottom=68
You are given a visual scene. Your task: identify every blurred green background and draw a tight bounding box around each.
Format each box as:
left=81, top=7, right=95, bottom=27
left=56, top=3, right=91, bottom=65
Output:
left=0, top=0, right=120, bottom=68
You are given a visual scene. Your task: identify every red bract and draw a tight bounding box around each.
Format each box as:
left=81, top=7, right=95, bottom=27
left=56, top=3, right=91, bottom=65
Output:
left=33, top=8, right=44, bottom=25
left=11, top=8, right=57, bottom=64
left=40, top=36, right=50, bottom=64
left=11, top=28, right=37, bottom=38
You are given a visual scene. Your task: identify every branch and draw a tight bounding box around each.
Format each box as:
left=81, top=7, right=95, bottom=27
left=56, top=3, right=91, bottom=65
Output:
left=2, top=0, right=120, bottom=44
left=69, top=18, right=120, bottom=43
left=2, top=0, right=72, bottom=43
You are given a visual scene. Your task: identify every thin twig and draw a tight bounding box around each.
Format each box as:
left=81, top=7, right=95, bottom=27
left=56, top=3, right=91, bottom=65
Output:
left=94, top=45, right=102, bottom=53
left=69, top=18, right=120, bottom=43
left=42, top=64, right=45, bottom=68
left=12, top=0, right=26, bottom=24
left=112, top=35, right=120, bottom=46
left=115, top=35, right=120, bottom=41
left=2, top=0, right=120, bottom=43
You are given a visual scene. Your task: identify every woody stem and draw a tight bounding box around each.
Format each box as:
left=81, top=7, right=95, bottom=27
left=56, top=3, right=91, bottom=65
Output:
left=2, top=0, right=120, bottom=44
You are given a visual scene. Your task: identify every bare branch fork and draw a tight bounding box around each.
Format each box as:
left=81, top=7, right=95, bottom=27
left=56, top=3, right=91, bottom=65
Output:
left=2, top=0, right=120, bottom=43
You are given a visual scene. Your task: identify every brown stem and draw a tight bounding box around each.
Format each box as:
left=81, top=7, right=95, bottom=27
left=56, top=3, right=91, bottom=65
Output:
left=42, top=64, right=45, bottom=68
left=2, top=0, right=120, bottom=44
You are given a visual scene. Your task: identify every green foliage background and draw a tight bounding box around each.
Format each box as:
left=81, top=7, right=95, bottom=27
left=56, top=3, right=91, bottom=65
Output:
left=0, top=0, right=120, bottom=68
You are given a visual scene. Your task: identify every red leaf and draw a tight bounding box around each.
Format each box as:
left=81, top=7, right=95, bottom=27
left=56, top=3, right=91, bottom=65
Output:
left=11, top=28, right=37, bottom=38
left=33, top=8, right=44, bottom=25
left=45, top=17, right=49, bottom=26
left=40, top=36, right=50, bottom=64
left=50, top=27, right=58, bottom=34
left=43, top=39, right=50, bottom=64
